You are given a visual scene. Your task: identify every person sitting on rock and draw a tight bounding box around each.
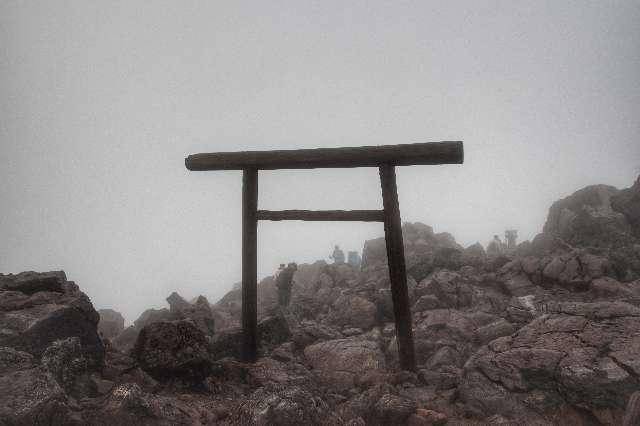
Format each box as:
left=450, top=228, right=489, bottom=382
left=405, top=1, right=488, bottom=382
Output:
left=330, top=245, right=345, bottom=264
left=276, top=262, right=297, bottom=308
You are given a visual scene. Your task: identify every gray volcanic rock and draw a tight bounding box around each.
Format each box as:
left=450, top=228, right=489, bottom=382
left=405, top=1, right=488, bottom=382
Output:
left=0, top=364, right=77, bottom=424
left=612, top=175, right=640, bottom=238
left=542, top=179, right=640, bottom=281
left=0, top=271, right=104, bottom=369
left=328, top=294, right=377, bottom=330
left=543, top=184, right=630, bottom=247
left=132, top=319, right=210, bottom=381
left=232, top=384, right=343, bottom=426
left=98, top=308, right=125, bottom=340
left=374, top=393, right=417, bottom=425
left=166, top=291, right=191, bottom=312
left=111, top=307, right=174, bottom=354
left=460, top=301, right=640, bottom=424
left=208, top=315, right=291, bottom=360
left=304, top=337, right=386, bottom=391
left=41, top=337, right=91, bottom=396
left=84, top=383, right=204, bottom=425
left=112, top=293, right=216, bottom=352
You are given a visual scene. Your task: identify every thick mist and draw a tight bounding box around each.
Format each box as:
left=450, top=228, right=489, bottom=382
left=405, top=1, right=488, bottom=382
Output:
left=1, top=1, right=639, bottom=322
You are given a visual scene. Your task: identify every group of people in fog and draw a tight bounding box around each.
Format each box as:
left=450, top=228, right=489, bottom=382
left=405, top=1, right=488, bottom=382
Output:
left=274, top=230, right=517, bottom=309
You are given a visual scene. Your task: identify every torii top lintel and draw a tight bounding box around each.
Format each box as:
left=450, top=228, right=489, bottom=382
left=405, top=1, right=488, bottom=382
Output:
left=185, top=141, right=463, bottom=171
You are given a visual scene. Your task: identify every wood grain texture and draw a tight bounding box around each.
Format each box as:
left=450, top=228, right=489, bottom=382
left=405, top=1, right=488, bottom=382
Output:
left=186, top=141, right=463, bottom=171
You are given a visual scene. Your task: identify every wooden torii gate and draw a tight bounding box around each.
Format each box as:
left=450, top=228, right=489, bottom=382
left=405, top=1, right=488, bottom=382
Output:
left=185, top=141, right=464, bottom=372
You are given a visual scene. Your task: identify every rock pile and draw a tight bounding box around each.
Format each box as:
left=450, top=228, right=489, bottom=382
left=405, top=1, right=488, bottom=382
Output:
left=1, top=175, right=639, bottom=425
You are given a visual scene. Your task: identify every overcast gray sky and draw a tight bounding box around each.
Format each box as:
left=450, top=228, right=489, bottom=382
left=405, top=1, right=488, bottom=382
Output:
left=2, top=1, right=639, bottom=322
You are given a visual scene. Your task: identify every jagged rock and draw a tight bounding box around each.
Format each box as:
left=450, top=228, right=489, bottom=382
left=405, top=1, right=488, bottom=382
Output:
left=612, top=175, right=640, bottom=238
left=543, top=180, right=640, bottom=281
left=624, top=391, right=640, bottom=426
left=172, top=294, right=216, bottom=336
left=208, top=315, right=291, bottom=360
left=0, top=347, right=34, bottom=374
left=413, top=294, right=442, bottom=311
left=460, top=301, right=640, bottom=423
left=338, top=383, right=395, bottom=423
left=418, top=366, right=460, bottom=390
left=98, top=309, right=125, bottom=340
left=416, top=270, right=473, bottom=308
left=408, top=408, right=447, bottom=426
left=85, top=383, right=204, bottom=425
left=291, top=320, right=343, bottom=350
left=41, top=337, right=91, bottom=396
left=304, top=338, right=386, bottom=391
left=231, top=384, right=344, bottom=425
left=374, top=393, right=417, bottom=425
left=475, top=318, right=516, bottom=344
left=329, top=294, right=377, bottom=330
left=0, top=271, right=65, bottom=294
left=111, top=326, right=140, bottom=353
left=132, top=319, right=210, bottom=381
left=166, top=291, right=191, bottom=313
left=134, top=307, right=174, bottom=329
left=0, top=364, right=76, bottom=424
left=543, top=184, right=630, bottom=247
left=0, top=271, right=104, bottom=369
left=461, top=242, right=487, bottom=267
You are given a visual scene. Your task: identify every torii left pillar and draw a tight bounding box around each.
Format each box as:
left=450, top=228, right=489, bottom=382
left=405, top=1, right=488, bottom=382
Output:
left=242, top=168, right=258, bottom=362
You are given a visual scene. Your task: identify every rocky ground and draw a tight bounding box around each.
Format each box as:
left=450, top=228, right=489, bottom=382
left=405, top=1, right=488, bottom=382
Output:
left=1, top=176, right=640, bottom=425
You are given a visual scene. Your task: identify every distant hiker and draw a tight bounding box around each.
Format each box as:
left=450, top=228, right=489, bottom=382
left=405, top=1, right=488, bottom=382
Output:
left=347, top=250, right=362, bottom=270
left=276, top=262, right=297, bottom=308
left=504, top=229, right=518, bottom=251
left=330, top=245, right=345, bottom=264
left=274, top=263, right=285, bottom=280
left=487, top=235, right=505, bottom=257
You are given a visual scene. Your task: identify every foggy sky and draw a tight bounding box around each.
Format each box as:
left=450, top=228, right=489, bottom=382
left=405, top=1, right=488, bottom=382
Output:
left=2, top=1, right=639, bottom=323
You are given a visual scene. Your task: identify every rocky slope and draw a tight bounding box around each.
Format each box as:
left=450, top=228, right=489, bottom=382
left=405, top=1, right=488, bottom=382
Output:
left=1, top=176, right=640, bottom=425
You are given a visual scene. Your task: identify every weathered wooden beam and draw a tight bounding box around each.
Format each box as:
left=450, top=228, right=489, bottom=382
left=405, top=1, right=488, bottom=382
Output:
left=241, top=168, right=258, bottom=363
left=379, top=164, right=417, bottom=372
left=257, top=209, right=385, bottom=222
left=186, top=141, right=463, bottom=171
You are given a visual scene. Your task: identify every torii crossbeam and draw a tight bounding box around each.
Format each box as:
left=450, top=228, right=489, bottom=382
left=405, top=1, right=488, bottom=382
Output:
left=185, top=141, right=464, bottom=372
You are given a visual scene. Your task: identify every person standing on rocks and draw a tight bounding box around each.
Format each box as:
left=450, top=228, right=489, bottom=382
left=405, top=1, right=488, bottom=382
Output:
left=273, top=263, right=285, bottom=281
left=276, top=262, right=297, bottom=308
left=486, top=235, right=505, bottom=257
left=330, top=245, right=345, bottom=264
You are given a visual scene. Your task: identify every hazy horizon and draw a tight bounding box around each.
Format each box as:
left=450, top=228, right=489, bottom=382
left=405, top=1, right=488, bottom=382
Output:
left=2, top=1, right=639, bottom=323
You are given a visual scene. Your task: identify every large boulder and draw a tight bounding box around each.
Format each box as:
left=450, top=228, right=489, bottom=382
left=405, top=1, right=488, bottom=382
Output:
left=41, top=337, right=91, bottom=396
left=208, top=315, right=291, bottom=360
left=460, top=301, right=640, bottom=424
left=132, top=319, right=210, bottom=381
left=304, top=337, right=386, bottom=391
left=0, top=271, right=104, bottom=369
left=542, top=179, right=640, bottom=281
left=0, top=345, right=83, bottom=424
left=543, top=184, right=630, bottom=247
left=328, top=294, right=377, bottom=330
left=611, top=175, right=640, bottom=239
left=98, top=309, right=125, bottom=340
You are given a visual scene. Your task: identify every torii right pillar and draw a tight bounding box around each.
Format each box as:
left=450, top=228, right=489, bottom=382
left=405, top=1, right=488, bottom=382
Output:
left=379, top=164, right=416, bottom=372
